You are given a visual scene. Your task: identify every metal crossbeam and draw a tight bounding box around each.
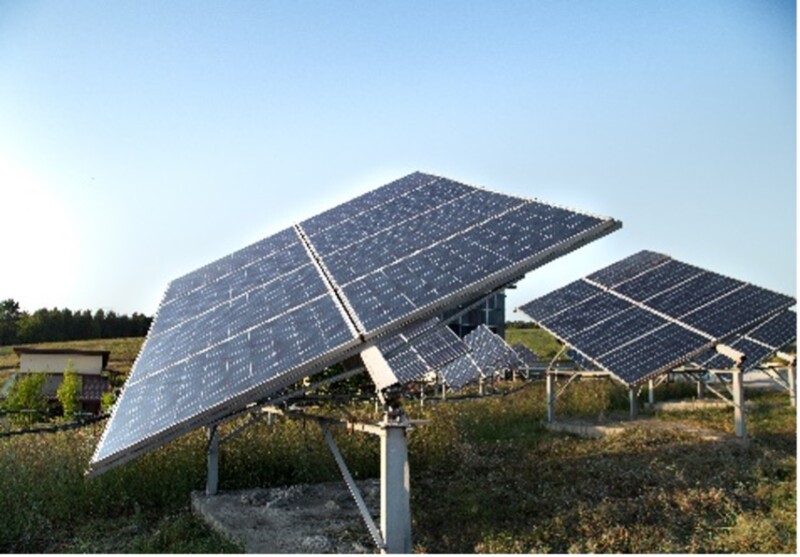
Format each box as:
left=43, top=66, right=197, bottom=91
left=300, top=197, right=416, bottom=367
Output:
left=319, top=422, right=385, bottom=551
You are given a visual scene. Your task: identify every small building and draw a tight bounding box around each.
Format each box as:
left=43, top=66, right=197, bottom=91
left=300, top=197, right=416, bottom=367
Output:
left=442, top=291, right=506, bottom=339
left=12, top=347, right=114, bottom=415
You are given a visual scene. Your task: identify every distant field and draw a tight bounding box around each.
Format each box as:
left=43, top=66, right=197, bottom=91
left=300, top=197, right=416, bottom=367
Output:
left=0, top=331, right=795, bottom=553
left=505, top=326, right=563, bottom=361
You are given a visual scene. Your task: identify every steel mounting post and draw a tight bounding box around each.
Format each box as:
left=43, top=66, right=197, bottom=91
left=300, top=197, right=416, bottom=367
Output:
left=629, top=387, right=638, bottom=418
left=732, top=368, right=746, bottom=438
left=206, top=424, right=219, bottom=496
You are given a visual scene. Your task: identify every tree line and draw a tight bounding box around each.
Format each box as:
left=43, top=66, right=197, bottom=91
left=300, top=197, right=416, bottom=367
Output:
left=0, top=299, right=152, bottom=346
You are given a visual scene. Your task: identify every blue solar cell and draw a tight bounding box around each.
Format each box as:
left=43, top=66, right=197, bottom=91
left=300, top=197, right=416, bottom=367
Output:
left=440, top=355, right=482, bottom=390
left=511, top=344, right=543, bottom=368
left=645, top=272, right=744, bottom=319
left=746, top=310, right=796, bottom=349
left=566, top=349, right=598, bottom=371
left=376, top=319, right=468, bottom=384
left=463, top=325, right=524, bottom=373
left=587, top=250, right=671, bottom=288
left=316, top=188, right=524, bottom=285
left=703, top=337, right=774, bottom=371
left=340, top=201, right=610, bottom=336
left=163, top=227, right=298, bottom=303
left=93, top=294, right=359, bottom=465
left=518, top=280, right=603, bottom=321
left=301, top=172, right=437, bottom=237
left=681, top=285, right=794, bottom=338
left=614, top=260, right=704, bottom=302
left=540, top=292, right=632, bottom=339
left=308, top=178, right=474, bottom=256
left=569, top=307, right=668, bottom=359
left=600, top=324, right=709, bottom=384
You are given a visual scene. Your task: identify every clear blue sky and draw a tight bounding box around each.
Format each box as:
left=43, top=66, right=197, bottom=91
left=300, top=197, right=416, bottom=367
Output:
left=0, top=0, right=795, bottom=318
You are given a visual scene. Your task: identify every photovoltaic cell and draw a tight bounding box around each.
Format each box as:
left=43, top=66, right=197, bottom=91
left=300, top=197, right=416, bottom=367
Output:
left=511, top=344, right=543, bottom=368
left=518, top=250, right=795, bottom=386
left=439, top=355, right=482, bottom=391
left=681, top=285, right=794, bottom=338
left=696, top=310, right=796, bottom=372
left=614, top=260, right=704, bottom=302
left=517, top=280, right=602, bottom=322
left=540, top=292, right=632, bottom=339
left=569, top=307, right=667, bottom=359
left=600, top=324, right=709, bottom=384
left=326, top=193, right=616, bottom=337
left=377, top=319, right=468, bottom=385
left=586, top=250, right=670, bottom=288
left=464, top=326, right=519, bottom=373
left=566, top=349, right=598, bottom=371
left=91, top=171, right=620, bottom=475
left=747, top=310, right=796, bottom=349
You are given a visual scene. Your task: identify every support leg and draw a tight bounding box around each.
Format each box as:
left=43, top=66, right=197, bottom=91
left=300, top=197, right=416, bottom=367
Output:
left=629, top=387, right=638, bottom=419
left=732, top=369, right=746, bottom=438
left=546, top=373, right=555, bottom=423
left=380, top=417, right=412, bottom=554
left=788, top=366, right=796, bottom=409
left=697, top=377, right=704, bottom=400
left=648, top=379, right=655, bottom=405
left=206, top=425, right=219, bottom=496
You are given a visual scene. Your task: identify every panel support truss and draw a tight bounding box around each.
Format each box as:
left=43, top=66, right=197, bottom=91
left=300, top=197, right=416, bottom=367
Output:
left=545, top=368, right=610, bottom=424
left=319, top=422, right=385, bottom=551
left=760, top=364, right=797, bottom=408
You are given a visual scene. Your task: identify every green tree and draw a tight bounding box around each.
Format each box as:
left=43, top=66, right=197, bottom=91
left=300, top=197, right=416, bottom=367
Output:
left=5, top=373, right=47, bottom=425
left=0, top=298, right=22, bottom=345
left=56, top=360, right=81, bottom=420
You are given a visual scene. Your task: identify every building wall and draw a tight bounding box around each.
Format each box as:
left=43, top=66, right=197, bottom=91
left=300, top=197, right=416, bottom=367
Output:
left=19, top=353, right=104, bottom=375
left=442, top=291, right=506, bottom=339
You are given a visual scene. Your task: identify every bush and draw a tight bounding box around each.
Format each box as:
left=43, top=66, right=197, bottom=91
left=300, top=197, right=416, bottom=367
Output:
left=56, top=360, right=81, bottom=420
left=100, top=391, right=116, bottom=414
left=4, top=373, right=47, bottom=425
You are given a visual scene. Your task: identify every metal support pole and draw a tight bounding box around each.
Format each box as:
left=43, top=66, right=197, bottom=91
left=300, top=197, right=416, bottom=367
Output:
left=788, top=366, right=796, bottom=409
left=648, top=379, right=655, bottom=405
left=697, top=376, right=704, bottom=400
left=732, top=368, right=746, bottom=438
left=629, top=387, right=638, bottom=418
left=206, top=425, right=219, bottom=496
left=478, top=375, right=485, bottom=397
left=546, top=372, right=555, bottom=423
left=380, top=414, right=412, bottom=554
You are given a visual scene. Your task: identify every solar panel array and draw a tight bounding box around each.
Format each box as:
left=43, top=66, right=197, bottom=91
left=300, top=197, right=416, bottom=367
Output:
left=519, top=251, right=795, bottom=386
left=696, top=309, right=796, bottom=372
left=439, top=325, right=525, bottom=390
left=90, top=172, right=620, bottom=474
left=376, top=319, right=468, bottom=385
left=511, top=343, right=543, bottom=369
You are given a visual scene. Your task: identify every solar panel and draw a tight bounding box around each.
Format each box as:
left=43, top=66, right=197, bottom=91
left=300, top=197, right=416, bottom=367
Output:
left=697, top=309, right=797, bottom=371
left=377, top=319, right=468, bottom=385
left=511, top=344, right=543, bottom=368
left=438, top=325, right=524, bottom=391
left=90, top=172, right=620, bottom=474
left=518, top=250, right=795, bottom=386
left=465, top=325, right=525, bottom=374
left=439, top=354, right=482, bottom=391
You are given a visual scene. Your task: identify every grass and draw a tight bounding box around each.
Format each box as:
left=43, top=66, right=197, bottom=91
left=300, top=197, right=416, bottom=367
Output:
left=505, top=326, right=564, bottom=361
left=0, top=334, right=795, bottom=553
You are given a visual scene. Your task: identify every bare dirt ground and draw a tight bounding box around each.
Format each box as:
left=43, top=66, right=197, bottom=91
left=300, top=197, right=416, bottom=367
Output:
left=192, top=478, right=381, bottom=553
